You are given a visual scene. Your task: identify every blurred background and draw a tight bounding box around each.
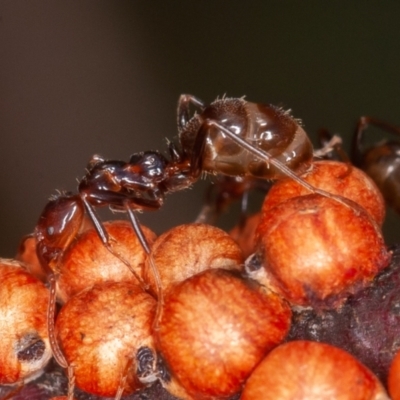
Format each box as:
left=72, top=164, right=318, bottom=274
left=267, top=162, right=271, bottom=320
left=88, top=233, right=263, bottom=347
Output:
left=0, top=1, right=399, bottom=257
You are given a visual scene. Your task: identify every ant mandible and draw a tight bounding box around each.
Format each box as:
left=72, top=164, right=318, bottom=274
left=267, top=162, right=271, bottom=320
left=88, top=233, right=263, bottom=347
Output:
left=34, top=94, right=340, bottom=371
left=352, top=116, right=400, bottom=214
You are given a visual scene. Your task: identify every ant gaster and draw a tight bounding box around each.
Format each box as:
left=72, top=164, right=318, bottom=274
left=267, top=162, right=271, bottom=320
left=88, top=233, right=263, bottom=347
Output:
left=352, top=116, right=400, bottom=214
left=35, top=94, right=341, bottom=374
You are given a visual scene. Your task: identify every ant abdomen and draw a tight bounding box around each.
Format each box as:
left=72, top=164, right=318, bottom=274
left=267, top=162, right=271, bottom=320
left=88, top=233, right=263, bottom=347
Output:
left=180, top=97, right=314, bottom=179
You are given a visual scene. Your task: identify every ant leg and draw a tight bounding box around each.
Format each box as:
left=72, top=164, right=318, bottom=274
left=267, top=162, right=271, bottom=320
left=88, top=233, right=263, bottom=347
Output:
left=113, top=352, right=137, bottom=400
left=203, top=178, right=251, bottom=227
left=195, top=180, right=251, bottom=226
left=315, top=129, right=352, bottom=178
left=35, top=246, right=69, bottom=370
left=194, top=183, right=219, bottom=224
left=80, top=195, right=148, bottom=290
left=352, top=116, right=400, bottom=166
left=125, top=205, right=164, bottom=329
left=177, top=94, right=206, bottom=130
left=186, top=121, right=210, bottom=177
left=66, top=364, right=76, bottom=400
left=167, top=141, right=182, bottom=162
left=46, top=273, right=69, bottom=369
left=115, top=346, right=159, bottom=400
left=125, top=206, right=151, bottom=255
left=314, top=131, right=347, bottom=161
left=114, top=384, right=124, bottom=400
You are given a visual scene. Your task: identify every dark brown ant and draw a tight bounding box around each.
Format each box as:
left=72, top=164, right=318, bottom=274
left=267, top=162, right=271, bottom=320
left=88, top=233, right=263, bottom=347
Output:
left=352, top=116, right=400, bottom=214
left=34, top=94, right=343, bottom=377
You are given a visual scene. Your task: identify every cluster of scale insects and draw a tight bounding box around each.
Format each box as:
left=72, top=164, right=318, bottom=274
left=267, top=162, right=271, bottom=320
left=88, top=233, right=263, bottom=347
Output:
left=3, top=94, right=400, bottom=400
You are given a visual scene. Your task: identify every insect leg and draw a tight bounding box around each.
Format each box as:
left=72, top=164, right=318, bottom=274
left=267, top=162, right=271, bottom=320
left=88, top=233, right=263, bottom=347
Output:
left=80, top=194, right=148, bottom=289
left=125, top=204, right=163, bottom=329
left=177, top=94, right=206, bottom=130
left=353, top=116, right=400, bottom=166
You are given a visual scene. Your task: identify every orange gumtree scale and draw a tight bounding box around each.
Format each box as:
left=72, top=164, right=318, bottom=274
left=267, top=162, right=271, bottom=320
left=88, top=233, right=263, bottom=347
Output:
left=261, top=160, right=386, bottom=226
left=241, top=341, right=389, bottom=400
left=55, top=281, right=157, bottom=398
left=155, top=268, right=292, bottom=399
left=249, top=194, right=390, bottom=309
left=2, top=183, right=398, bottom=398
left=287, top=244, right=400, bottom=386
left=0, top=259, right=52, bottom=386
left=143, top=223, right=244, bottom=296
left=56, top=220, right=156, bottom=303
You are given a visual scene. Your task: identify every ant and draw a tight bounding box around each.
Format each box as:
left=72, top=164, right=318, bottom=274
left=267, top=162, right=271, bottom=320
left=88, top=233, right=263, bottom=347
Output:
left=34, top=94, right=344, bottom=393
left=352, top=116, right=400, bottom=214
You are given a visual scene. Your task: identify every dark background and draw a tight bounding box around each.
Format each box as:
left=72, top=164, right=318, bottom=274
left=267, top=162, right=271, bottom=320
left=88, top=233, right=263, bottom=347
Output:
left=0, top=1, right=399, bottom=257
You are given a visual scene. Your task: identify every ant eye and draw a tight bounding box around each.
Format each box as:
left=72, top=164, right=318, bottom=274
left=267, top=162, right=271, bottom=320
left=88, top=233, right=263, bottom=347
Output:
left=145, top=156, right=155, bottom=166
left=47, top=226, right=54, bottom=236
left=141, top=152, right=167, bottom=178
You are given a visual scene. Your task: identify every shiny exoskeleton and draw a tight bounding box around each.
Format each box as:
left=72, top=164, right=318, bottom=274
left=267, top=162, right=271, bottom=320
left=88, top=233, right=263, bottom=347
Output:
left=35, top=94, right=332, bottom=373
left=178, top=96, right=314, bottom=178
left=316, top=128, right=349, bottom=163
left=182, top=96, right=316, bottom=225
left=352, top=116, right=400, bottom=214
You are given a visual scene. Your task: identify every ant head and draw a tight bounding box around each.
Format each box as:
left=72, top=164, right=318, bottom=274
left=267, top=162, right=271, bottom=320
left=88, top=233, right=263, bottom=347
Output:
left=129, top=151, right=168, bottom=180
